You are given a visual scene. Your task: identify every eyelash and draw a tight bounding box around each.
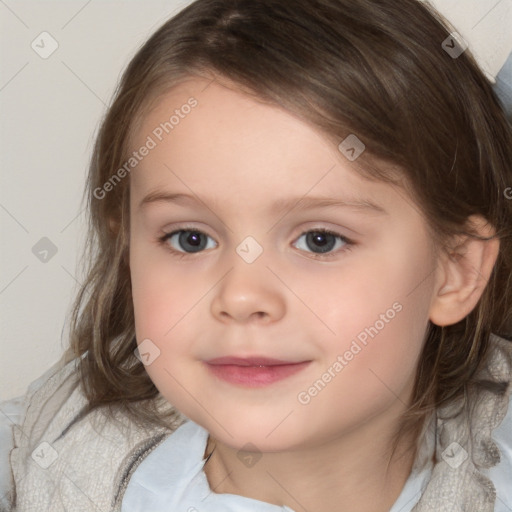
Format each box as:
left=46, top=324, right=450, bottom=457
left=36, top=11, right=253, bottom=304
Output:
left=157, top=225, right=355, bottom=261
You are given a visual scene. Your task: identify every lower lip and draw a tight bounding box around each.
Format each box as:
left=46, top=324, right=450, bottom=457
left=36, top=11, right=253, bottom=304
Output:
left=204, top=361, right=311, bottom=387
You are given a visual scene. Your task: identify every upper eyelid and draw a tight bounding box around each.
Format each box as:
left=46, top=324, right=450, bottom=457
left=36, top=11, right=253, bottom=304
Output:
left=162, top=225, right=350, bottom=238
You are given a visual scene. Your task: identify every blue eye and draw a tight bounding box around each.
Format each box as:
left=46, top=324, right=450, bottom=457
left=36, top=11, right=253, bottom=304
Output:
left=159, top=229, right=216, bottom=255
left=294, top=229, right=352, bottom=257
left=157, top=227, right=354, bottom=259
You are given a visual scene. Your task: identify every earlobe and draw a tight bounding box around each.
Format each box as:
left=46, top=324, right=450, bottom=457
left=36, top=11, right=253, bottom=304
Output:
left=428, top=215, right=500, bottom=327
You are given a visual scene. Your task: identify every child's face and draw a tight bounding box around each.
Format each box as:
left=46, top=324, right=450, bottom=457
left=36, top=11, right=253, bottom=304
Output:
left=129, top=77, right=440, bottom=452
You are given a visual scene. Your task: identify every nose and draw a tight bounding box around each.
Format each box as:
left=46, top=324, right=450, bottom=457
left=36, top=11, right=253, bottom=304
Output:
left=210, top=261, right=286, bottom=324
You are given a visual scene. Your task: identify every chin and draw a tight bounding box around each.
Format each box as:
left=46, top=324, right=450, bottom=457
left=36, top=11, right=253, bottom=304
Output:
left=194, top=409, right=311, bottom=453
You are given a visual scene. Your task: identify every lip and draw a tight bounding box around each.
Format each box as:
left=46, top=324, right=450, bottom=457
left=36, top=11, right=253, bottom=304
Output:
left=203, top=356, right=311, bottom=387
left=206, top=356, right=302, bottom=366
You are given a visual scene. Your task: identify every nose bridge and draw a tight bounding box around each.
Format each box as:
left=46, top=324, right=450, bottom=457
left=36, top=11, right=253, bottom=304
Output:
left=210, top=234, right=285, bottom=323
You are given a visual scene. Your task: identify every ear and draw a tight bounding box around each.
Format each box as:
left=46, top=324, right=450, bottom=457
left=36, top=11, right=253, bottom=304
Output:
left=429, top=215, right=500, bottom=327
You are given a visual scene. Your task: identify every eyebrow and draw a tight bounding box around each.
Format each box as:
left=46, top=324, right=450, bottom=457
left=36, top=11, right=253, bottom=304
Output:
left=138, top=191, right=388, bottom=215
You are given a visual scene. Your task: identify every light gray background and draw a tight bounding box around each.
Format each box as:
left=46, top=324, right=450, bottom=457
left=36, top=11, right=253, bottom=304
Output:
left=1, top=0, right=511, bottom=401
left=0, top=1, right=192, bottom=400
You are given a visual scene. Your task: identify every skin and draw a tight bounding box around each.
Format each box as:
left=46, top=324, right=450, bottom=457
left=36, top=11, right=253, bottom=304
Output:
left=128, top=76, right=499, bottom=512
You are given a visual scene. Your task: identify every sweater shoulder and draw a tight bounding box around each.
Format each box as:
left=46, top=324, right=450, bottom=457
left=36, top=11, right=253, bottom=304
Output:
left=10, top=356, right=183, bottom=512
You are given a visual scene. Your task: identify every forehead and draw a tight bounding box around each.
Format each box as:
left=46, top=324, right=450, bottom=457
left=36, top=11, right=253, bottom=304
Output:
left=128, top=77, right=404, bottom=214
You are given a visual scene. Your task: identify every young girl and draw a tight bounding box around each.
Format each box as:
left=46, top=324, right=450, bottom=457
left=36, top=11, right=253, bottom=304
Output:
left=2, top=0, right=512, bottom=510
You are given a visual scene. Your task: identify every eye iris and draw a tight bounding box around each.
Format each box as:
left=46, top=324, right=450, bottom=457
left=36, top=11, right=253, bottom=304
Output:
left=179, top=231, right=206, bottom=252
left=306, top=232, right=335, bottom=253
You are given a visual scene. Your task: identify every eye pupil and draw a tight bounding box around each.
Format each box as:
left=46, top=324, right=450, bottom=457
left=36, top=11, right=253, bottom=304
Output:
left=313, top=233, right=327, bottom=245
left=187, top=233, right=201, bottom=245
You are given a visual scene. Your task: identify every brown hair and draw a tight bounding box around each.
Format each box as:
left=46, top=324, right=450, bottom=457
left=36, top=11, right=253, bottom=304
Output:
left=65, top=0, right=512, bottom=462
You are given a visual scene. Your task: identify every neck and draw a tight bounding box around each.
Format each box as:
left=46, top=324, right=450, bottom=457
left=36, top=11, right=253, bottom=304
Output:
left=203, top=408, right=418, bottom=512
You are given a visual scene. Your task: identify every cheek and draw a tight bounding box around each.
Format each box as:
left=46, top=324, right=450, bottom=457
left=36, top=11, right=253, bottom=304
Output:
left=130, top=239, right=189, bottom=341
left=296, top=292, right=430, bottom=444
left=129, top=238, right=217, bottom=386
left=129, top=246, right=199, bottom=404
left=312, top=243, right=434, bottom=416
left=306, top=256, right=433, bottom=361
left=310, top=230, right=434, bottom=380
